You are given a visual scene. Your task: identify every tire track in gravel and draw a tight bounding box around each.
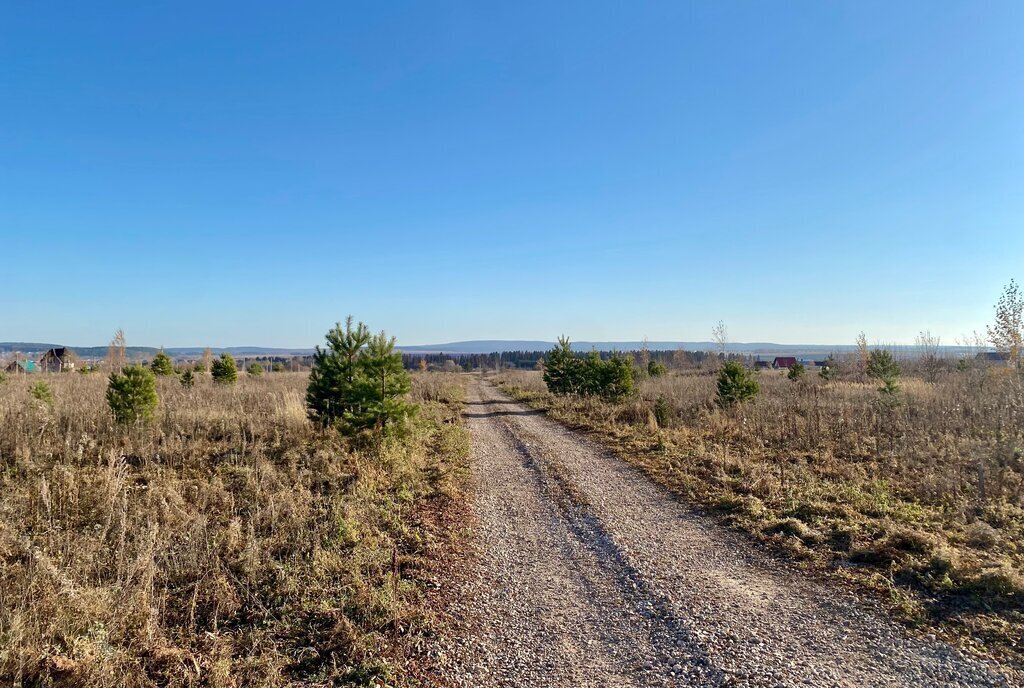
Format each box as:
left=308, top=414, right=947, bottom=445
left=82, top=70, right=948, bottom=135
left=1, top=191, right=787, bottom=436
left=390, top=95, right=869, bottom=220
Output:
left=434, top=380, right=1017, bottom=687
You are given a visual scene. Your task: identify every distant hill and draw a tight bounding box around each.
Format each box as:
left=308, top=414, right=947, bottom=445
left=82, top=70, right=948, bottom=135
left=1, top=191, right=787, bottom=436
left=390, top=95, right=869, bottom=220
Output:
left=2, top=340, right=985, bottom=360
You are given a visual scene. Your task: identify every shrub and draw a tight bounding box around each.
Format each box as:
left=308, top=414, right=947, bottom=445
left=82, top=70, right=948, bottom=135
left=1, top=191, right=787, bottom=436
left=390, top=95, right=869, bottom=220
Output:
left=30, top=381, right=53, bottom=406
left=0, top=371, right=6, bottom=385
left=584, top=351, right=634, bottom=401
left=247, top=362, right=264, bottom=377
left=716, top=361, right=759, bottom=408
left=180, top=370, right=195, bottom=388
left=271, top=362, right=285, bottom=372
left=543, top=338, right=634, bottom=400
left=150, top=350, right=175, bottom=376
left=867, top=349, right=901, bottom=380
left=965, top=521, right=999, bottom=550
left=211, top=353, right=238, bottom=385
left=106, top=365, right=159, bottom=424
left=307, top=317, right=416, bottom=434
left=787, top=362, right=806, bottom=381
left=653, top=397, right=672, bottom=428
left=647, top=360, right=668, bottom=378
left=819, top=356, right=838, bottom=380
left=543, top=336, right=584, bottom=395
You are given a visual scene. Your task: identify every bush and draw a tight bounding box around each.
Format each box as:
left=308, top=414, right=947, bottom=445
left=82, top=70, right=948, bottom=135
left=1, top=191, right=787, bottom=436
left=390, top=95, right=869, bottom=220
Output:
left=543, top=338, right=634, bottom=400
left=211, top=353, right=238, bottom=385
left=867, top=349, right=901, bottom=380
left=106, top=365, right=159, bottom=424
left=30, top=381, right=53, bottom=406
left=150, top=350, right=175, bottom=376
left=653, top=397, right=672, bottom=428
left=306, top=317, right=416, bottom=434
left=819, top=356, right=838, bottom=381
left=271, top=362, right=285, bottom=372
left=180, top=370, right=195, bottom=388
left=716, top=361, right=759, bottom=408
left=247, top=362, right=264, bottom=377
left=787, top=362, right=806, bottom=381
left=0, top=371, right=6, bottom=385
left=543, top=336, right=584, bottom=395
left=647, top=360, right=668, bottom=378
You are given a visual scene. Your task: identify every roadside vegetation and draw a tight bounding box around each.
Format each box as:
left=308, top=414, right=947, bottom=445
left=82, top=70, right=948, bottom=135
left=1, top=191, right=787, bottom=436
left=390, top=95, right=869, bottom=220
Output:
left=0, top=324, right=469, bottom=687
left=495, top=283, right=1024, bottom=665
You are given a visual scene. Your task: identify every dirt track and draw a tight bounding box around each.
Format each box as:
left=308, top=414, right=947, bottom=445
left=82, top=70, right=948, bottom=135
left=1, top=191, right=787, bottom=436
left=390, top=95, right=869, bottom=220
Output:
left=433, top=380, right=1015, bottom=687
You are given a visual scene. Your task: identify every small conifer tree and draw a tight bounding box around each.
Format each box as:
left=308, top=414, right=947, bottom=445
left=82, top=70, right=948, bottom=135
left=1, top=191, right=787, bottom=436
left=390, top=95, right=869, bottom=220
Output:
left=180, top=370, right=195, bottom=388
left=247, top=362, right=264, bottom=377
left=151, top=350, right=174, bottom=376
left=819, top=356, right=838, bottom=381
left=647, top=360, right=668, bottom=378
left=361, top=331, right=414, bottom=430
left=866, top=349, right=900, bottom=381
left=543, top=336, right=583, bottom=395
left=716, top=361, right=759, bottom=408
left=211, top=353, right=238, bottom=385
left=306, top=317, right=416, bottom=434
left=31, top=381, right=53, bottom=406
left=787, top=362, right=806, bottom=381
left=107, top=365, right=158, bottom=424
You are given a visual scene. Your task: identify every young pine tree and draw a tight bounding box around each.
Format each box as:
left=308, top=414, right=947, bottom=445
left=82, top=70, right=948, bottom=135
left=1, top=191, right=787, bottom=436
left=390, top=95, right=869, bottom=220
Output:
left=307, top=316, right=371, bottom=429
left=716, top=361, right=759, bottom=408
left=107, top=365, right=159, bottom=424
left=150, top=350, right=174, bottom=376
left=306, top=317, right=414, bottom=434
left=543, top=336, right=583, bottom=395
left=211, top=353, right=238, bottom=384
left=360, top=331, right=414, bottom=430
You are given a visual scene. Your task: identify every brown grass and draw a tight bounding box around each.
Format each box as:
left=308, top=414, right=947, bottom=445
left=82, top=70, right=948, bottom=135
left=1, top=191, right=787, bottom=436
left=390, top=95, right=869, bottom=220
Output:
left=495, top=366, right=1024, bottom=664
left=0, top=371, right=468, bottom=687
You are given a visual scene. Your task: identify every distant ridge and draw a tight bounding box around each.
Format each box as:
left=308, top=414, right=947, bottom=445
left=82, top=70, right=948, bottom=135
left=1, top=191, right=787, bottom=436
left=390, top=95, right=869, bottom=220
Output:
left=2, top=340, right=984, bottom=359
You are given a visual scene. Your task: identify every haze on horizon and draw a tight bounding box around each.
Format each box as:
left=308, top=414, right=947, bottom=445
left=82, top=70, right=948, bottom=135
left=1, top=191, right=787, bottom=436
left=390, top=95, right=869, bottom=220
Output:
left=2, top=2, right=1021, bottom=349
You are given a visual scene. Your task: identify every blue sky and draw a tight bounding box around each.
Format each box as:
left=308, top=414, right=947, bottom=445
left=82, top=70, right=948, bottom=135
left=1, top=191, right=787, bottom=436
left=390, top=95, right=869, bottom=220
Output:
left=1, top=2, right=1021, bottom=347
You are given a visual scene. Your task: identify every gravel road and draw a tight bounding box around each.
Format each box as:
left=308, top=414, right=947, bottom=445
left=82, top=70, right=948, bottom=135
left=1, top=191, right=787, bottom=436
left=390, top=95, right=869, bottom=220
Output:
left=433, top=380, right=1016, bottom=687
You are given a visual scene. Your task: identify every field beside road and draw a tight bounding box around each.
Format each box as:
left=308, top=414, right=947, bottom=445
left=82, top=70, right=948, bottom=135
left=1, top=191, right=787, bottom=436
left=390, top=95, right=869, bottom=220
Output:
left=495, top=366, right=1024, bottom=668
left=0, top=371, right=468, bottom=687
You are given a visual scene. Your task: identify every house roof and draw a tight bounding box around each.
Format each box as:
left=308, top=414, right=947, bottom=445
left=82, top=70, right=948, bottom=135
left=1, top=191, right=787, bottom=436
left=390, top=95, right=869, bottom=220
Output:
left=773, top=356, right=798, bottom=367
left=41, top=347, right=68, bottom=358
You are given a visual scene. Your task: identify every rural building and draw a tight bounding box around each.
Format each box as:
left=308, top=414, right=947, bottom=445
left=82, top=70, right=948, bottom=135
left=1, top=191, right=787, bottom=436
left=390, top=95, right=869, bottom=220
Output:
left=4, top=359, right=37, bottom=374
left=976, top=351, right=1010, bottom=364
left=772, top=356, right=798, bottom=369
left=38, top=347, right=75, bottom=373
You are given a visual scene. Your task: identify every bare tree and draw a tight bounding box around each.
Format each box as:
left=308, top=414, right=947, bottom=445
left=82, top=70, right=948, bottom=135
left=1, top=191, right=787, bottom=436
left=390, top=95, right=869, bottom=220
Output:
left=639, top=337, right=651, bottom=371
left=712, top=321, right=728, bottom=357
left=854, top=331, right=869, bottom=381
left=915, top=330, right=942, bottom=382
left=106, top=329, right=126, bottom=374
left=202, top=347, right=214, bottom=374
left=672, top=346, right=687, bottom=369
left=988, top=279, right=1023, bottom=368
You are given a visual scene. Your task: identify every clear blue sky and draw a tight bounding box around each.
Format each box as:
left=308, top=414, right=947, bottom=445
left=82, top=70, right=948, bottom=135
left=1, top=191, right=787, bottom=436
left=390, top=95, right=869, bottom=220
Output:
left=2, top=2, right=1021, bottom=347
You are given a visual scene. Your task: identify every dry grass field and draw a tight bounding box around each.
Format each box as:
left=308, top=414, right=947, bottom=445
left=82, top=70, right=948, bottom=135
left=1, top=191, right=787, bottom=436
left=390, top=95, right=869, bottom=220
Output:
left=495, top=365, right=1024, bottom=664
left=0, top=371, right=468, bottom=687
